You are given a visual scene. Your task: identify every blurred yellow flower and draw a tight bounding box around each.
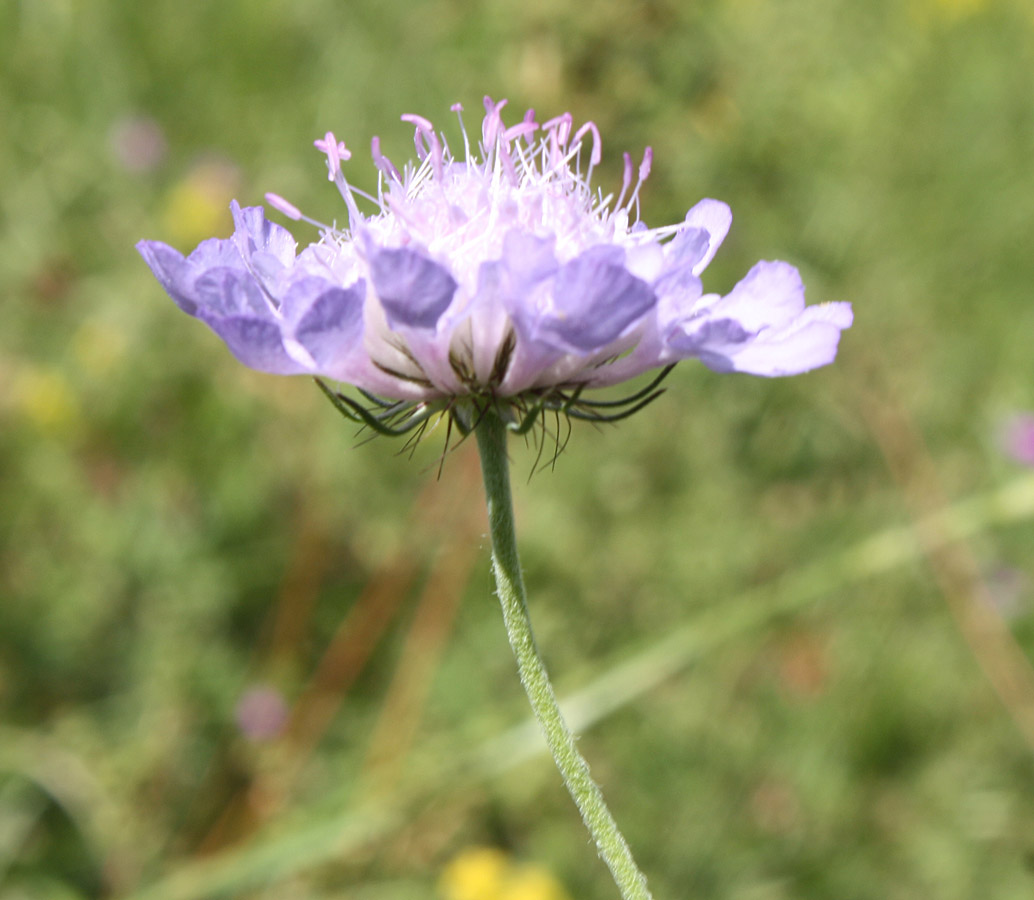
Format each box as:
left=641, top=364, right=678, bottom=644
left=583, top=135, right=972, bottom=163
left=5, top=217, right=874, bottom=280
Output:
left=500, top=864, right=570, bottom=900
left=439, top=848, right=510, bottom=900
left=73, top=320, right=127, bottom=378
left=10, top=365, right=80, bottom=435
left=161, top=159, right=240, bottom=248
left=439, top=847, right=569, bottom=900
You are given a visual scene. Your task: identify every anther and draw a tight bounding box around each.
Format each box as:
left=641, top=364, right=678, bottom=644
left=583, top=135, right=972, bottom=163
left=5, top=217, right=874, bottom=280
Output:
left=573, top=121, right=602, bottom=167
left=481, top=96, right=509, bottom=151
left=371, top=136, right=402, bottom=183
left=638, top=146, right=653, bottom=181
left=542, top=112, right=572, bottom=147
left=625, top=147, right=653, bottom=219
left=314, top=132, right=350, bottom=181
left=401, top=113, right=444, bottom=180
left=265, top=192, right=302, bottom=220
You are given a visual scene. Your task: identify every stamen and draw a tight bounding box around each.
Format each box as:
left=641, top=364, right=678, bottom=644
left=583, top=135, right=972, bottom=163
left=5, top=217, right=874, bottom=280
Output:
left=573, top=121, right=602, bottom=166
left=500, top=120, right=539, bottom=185
left=401, top=113, right=444, bottom=180
left=451, top=103, right=473, bottom=162
left=521, top=108, right=538, bottom=146
left=542, top=112, right=573, bottom=169
left=498, top=137, right=518, bottom=184
left=265, top=192, right=335, bottom=232
left=503, top=121, right=539, bottom=143
left=331, top=168, right=364, bottom=230
left=265, top=192, right=302, bottom=220
left=542, top=112, right=573, bottom=147
left=638, top=145, right=653, bottom=181
left=370, top=136, right=402, bottom=183
left=314, top=132, right=350, bottom=181
left=625, top=147, right=653, bottom=219
left=481, top=96, right=509, bottom=156
left=614, top=151, right=634, bottom=210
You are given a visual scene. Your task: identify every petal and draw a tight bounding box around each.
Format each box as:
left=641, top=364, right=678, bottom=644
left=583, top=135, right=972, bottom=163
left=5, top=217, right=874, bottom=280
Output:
left=289, top=279, right=366, bottom=373
left=230, top=201, right=297, bottom=267
left=708, top=260, right=806, bottom=332
left=369, top=246, right=458, bottom=331
left=716, top=302, right=853, bottom=376
left=137, top=240, right=195, bottom=314
left=186, top=235, right=250, bottom=271
left=137, top=236, right=249, bottom=316
left=682, top=199, right=732, bottom=276
left=663, top=226, right=710, bottom=274
left=466, top=260, right=524, bottom=383
left=654, top=263, right=704, bottom=309
left=501, top=229, right=559, bottom=284
left=194, top=267, right=273, bottom=317
left=197, top=313, right=309, bottom=374
left=535, top=247, right=655, bottom=352
left=665, top=316, right=753, bottom=365
left=625, top=241, right=665, bottom=282
left=685, top=302, right=853, bottom=376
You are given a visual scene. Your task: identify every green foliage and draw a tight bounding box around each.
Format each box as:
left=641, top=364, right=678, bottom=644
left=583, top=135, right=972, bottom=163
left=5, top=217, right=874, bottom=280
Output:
left=3, top=0, right=1034, bottom=897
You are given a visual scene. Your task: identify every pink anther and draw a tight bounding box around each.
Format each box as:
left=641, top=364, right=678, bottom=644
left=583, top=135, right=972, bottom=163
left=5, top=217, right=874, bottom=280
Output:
left=503, top=121, right=539, bottom=143
left=542, top=112, right=573, bottom=147
left=481, top=96, right=509, bottom=148
left=401, top=113, right=443, bottom=178
left=400, top=113, right=435, bottom=133
left=313, top=132, right=351, bottom=180
left=623, top=147, right=653, bottom=216
left=265, top=192, right=302, bottom=221
left=638, top=146, right=653, bottom=181
left=573, top=121, right=602, bottom=166
left=370, top=136, right=402, bottom=183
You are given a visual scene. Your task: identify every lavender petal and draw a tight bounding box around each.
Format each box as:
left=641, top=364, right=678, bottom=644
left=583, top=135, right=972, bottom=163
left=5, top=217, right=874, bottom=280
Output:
left=713, top=302, right=853, bottom=376
left=290, top=279, right=366, bottom=371
left=230, top=201, right=298, bottom=267
left=682, top=199, right=732, bottom=276
left=194, top=267, right=273, bottom=317
left=369, top=247, right=458, bottom=330
left=707, top=260, right=807, bottom=332
left=197, top=313, right=308, bottom=374
left=533, top=246, right=655, bottom=352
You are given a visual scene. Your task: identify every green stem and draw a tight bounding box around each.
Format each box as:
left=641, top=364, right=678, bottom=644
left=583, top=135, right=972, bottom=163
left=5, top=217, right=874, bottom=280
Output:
left=474, top=410, right=654, bottom=900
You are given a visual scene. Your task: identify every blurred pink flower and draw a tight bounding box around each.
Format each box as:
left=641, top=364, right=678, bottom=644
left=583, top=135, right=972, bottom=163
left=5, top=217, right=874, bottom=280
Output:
left=109, top=115, right=167, bottom=173
left=1000, top=413, right=1034, bottom=466
left=234, top=685, right=289, bottom=741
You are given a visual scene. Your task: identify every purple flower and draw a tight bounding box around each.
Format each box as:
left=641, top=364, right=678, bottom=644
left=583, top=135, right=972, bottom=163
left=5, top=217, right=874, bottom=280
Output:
left=1000, top=413, right=1034, bottom=466
left=109, top=115, right=167, bottom=173
left=138, top=98, right=851, bottom=427
left=234, top=685, right=289, bottom=741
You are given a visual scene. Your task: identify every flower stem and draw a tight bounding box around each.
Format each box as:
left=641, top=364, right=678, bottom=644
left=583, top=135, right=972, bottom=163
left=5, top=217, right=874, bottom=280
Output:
left=474, top=410, right=654, bottom=900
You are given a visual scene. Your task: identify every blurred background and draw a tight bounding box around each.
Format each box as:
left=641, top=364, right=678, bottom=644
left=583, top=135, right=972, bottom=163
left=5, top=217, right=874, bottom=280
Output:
left=4, top=0, right=1034, bottom=897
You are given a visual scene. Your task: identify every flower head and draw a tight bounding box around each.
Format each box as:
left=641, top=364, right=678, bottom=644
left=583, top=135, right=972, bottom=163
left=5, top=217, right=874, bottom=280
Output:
left=138, top=98, right=851, bottom=438
left=1000, top=413, right=1034, bottom=466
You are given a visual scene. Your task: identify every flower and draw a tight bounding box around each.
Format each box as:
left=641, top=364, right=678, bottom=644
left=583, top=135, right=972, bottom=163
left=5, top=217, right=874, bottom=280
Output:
left=109, top=115, right=167, bottom=174
left=234, top=685, right=289, bottom=741
left=1000, top=413, right=1034, bottom=466
left=438, top=846, right=570, bottom=900
left=137, top=98, right=851, bottom=434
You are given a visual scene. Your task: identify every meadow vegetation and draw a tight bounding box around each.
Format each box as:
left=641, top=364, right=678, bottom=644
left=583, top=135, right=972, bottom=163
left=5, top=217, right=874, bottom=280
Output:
left=3, top=0, right=1034, bottom=897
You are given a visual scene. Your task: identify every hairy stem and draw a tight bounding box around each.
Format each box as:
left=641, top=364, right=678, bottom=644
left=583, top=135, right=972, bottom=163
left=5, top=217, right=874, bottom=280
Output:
left=474, top=410, right=654, bottom=900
